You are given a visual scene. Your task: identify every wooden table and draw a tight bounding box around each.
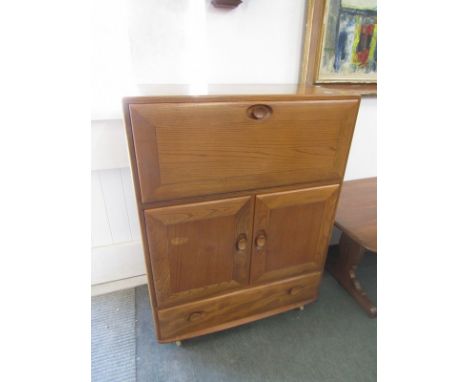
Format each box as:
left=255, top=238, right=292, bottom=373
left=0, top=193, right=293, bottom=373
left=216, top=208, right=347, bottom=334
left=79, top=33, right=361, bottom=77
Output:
left=327, top=177, right=377, bottom=317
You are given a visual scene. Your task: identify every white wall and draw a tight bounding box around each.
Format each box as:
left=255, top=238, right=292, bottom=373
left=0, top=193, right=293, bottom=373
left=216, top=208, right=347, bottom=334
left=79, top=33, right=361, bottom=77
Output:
left=92, top=0, right=308, bottom=120
left=126, top=0, right=306, bottom=84
left=91, top=0, right=377, bottom=293
left=345, top=96, right=377, bottom=180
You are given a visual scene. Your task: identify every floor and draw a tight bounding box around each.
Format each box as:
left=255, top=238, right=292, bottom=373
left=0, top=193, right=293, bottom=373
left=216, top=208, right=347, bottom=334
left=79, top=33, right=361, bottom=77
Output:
left=92, top=249, right=377, bottom=382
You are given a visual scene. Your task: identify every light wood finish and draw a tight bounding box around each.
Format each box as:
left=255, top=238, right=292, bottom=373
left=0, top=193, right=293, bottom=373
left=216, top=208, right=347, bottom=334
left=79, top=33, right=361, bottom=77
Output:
left=327, top=177, right=377, bottom=317
left=129, top=99, right=358, bottom=203
left=145, top=196, right=254, bottom=308
left=250, top=185, right=339, bottom=284
left=299, top=0, right=377, bottom=96
left=162, top=299, right=314, bottom=344
left=123, top=85, right=359, bottom=101
left=123, top=88, right=360, bottom=342
left=157, top=273, right=321, bottom=342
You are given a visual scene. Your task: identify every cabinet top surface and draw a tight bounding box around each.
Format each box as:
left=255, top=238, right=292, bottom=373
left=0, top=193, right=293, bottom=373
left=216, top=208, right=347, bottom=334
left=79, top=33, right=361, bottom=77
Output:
left=123, top=84, right=361, bottom=104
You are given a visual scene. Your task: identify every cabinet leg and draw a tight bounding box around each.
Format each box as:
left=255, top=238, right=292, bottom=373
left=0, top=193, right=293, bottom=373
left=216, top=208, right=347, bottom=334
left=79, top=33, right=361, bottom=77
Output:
left=327, top=233, right=377, bottom=318
left=299, top=305, right=304, bottom=311
left=175, top=340, right=182, bottom=347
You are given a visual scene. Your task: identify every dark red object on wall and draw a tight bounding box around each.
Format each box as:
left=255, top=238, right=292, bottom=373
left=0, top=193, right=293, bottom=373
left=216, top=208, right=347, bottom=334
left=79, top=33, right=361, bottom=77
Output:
left=211, top=0, right=242, bottom=9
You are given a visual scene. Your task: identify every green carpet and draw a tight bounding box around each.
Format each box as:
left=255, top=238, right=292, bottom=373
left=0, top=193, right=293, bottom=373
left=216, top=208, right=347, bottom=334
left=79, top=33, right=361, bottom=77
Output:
left=135, top=251, right=376, bottom=382
left=92, top=288, right=136, bottom=382
left=91, top=248, right=376, bottom=381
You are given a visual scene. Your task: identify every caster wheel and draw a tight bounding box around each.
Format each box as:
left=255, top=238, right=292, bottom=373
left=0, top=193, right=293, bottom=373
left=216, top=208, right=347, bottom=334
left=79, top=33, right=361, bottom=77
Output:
left=175, top=341, right=182, bottom=347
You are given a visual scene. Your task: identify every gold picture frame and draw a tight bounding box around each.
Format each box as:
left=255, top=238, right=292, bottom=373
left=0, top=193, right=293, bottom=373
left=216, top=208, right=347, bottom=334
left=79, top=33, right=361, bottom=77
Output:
left=300, top=0, right=377, bottom=95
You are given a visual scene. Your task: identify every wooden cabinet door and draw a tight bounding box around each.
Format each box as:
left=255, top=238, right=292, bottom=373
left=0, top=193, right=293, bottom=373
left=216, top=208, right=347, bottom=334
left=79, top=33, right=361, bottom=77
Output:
left=128, top=99, right=358, bottom=203
left=144, top=196, right=254, bottom=308
left=250, top=185, right=340, bottom=284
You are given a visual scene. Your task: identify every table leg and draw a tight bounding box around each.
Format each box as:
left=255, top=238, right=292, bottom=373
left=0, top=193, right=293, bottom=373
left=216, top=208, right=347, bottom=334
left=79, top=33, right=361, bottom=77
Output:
left=327, top=233, right=377, bottom=318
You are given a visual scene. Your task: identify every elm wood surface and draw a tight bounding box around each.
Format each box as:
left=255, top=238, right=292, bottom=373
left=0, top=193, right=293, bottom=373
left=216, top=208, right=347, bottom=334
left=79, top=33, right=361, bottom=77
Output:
left=250, top=185, right=339, bottom=284
left=128, top=99, right=359, bottom=203
left=335, top=177, right=377, bottom=252
left=327, top=177, right=377, bottom=317
left=157, top=272, right=321, bottom=342
left=123, top=84, right=357, bottom=100
left=137, top=178, right=346, bottom=211
left=123, top=88, right=360, bottom=342
left=144, top=196, right=254, bottom=308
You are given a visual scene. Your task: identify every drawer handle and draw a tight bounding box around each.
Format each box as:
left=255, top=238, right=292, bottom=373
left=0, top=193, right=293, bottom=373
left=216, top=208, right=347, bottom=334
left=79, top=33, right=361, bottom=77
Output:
left=236, top=234, right=248, bottom=251
left=255, top=232, right=267, bottom=250
left=188, top=311, right=205, bottom=322
left=247, top=104, right=272, bottom=120
left=288, top=286, right=303, bottom=296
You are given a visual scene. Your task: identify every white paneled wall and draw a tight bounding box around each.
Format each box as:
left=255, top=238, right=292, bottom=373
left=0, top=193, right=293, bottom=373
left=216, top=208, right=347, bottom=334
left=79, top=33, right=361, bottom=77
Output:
left=91, top=168, right=140, bottom=246
left=91, top=171, right=112, bottom=247
left=91, top=116, right=146, bottom=291
left=91, top=167, right=145, bottom=288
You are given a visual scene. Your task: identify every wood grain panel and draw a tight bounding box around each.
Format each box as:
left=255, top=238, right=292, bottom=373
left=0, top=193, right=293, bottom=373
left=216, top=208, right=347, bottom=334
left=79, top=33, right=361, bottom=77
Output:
left=144, top=196, right=254, bottom=308
left=250, top=185, right=340, bottom=284
left=129, top=99, right=359, bottom=203
left=157, top=273, right=321, bottom=341
left=335, top=177, right=377, bottom=252
left=122, top=90, right=361, bottom=342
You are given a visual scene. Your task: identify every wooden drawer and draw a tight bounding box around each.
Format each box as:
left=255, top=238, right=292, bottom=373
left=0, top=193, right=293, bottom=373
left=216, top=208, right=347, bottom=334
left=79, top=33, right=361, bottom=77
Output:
left=156, top=272, right=321, bottom=342
left=127, top=99, right=359, bottom=203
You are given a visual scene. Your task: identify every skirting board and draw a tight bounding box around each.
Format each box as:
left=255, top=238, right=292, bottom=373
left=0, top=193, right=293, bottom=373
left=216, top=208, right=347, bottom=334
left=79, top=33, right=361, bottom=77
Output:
left=92, top=240, right=146, bottom=285
left=92, top=274, right=148, bottom=296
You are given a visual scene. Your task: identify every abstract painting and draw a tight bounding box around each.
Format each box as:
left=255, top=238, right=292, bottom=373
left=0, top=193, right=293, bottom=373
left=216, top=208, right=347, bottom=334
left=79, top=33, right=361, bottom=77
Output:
left=317, top=0, right=377, bottom=83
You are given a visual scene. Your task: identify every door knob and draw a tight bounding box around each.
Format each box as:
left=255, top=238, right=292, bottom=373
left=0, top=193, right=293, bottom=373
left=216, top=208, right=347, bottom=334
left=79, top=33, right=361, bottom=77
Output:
left=236, top=234, right=248, bottom=251
left=188, top=311, right=205, bottom=322
left=247, top=104, right=272, bottom=120
left=255, top=232, right=266, bottom=249
left=288, top=286, right=303, bottom=296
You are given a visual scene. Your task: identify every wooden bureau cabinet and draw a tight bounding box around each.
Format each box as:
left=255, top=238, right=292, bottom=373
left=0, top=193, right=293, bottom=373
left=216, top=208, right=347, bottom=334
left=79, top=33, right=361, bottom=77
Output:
left=123, top=88, right=360, bottom=343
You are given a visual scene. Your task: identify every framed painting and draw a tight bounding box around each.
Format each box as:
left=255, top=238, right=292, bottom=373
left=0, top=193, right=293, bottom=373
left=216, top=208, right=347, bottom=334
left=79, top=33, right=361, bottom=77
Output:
left=300, top=0, right=377, bottom=94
